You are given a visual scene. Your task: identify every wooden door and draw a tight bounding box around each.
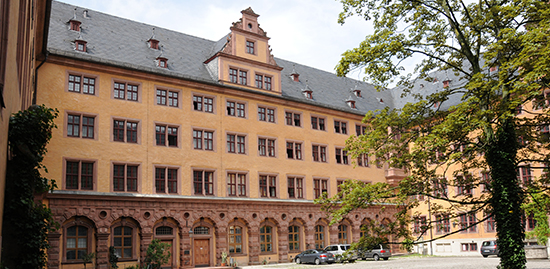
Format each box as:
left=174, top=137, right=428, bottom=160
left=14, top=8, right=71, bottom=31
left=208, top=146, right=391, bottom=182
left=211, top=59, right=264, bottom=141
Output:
left=161, top=240, right=173, bottom=268
left=194, top=239, right=210, bottom=266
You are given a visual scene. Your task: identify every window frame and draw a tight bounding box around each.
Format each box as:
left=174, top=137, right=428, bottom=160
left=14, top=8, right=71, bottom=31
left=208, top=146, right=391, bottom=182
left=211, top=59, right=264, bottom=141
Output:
left=335, top=147, right=349, bottom=165
left=154, top=166, right=179, bottom=194
left=192, top=93, right=215, bottom=113
left=311, top=115, right=326, bottom=131
left=334, top=119, right=348, bottom=134
left=259, top=222, right=275, bottom=253
left=355, top=124, right=367, bottom=136
left=286, top=140, right=303, bottom=160
left=111, top=162, right=140, bottom=193
left=155, top=122, right=180, bottom=148
left=63, top=158, right=97, bottom=191
left=287, top=176, right=304, bottom=199
left=259, top=174, right=278, bottom=198
left=226, top=132, right=248, bottom=155
left=314, top=178, right=329, bottom=199
left=228, top=222, right=246, bottom=255
left=258, top=136, right=276, bottom=157
left=65, top=111, right=98, bottom=140
left=246, top=40, right=255, bottom=54
left=258, top=105, right=276, bottom=123
left=193, top=169, right=216, bottom=196
left=288, top=225, right=301, bottom=253
left=227, top=171, right=248, bottom=197
left=112, top=79, right=141, bottom=102
left=285, top=111, right=302, bottom=127
left=155, top=87, right=181, bottom=108
left=63, top=220, right=94, bottom=263
left=312, top=144, right=328, bottom=163
left=111, top=220, right=139, bottom=261
left=112, top=117, right=140, bottom=144
left=192, top=128, right=215, bottom=151
left=66, top=71, right=98, bottom=96
left=226, top=99, right=247, bottom=118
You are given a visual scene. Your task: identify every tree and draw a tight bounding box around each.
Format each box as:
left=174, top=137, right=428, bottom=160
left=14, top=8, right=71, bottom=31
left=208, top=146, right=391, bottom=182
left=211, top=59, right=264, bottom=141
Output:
left=318, top=1, right=550, bottom=268
left=145, top=239, right=171, bottom=269
left=1, top=105, right=58, bottom=269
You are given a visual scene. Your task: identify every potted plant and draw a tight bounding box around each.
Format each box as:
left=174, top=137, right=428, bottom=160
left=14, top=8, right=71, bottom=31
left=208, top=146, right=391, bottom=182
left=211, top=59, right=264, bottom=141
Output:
left=221, top=251, right=228, bottom=266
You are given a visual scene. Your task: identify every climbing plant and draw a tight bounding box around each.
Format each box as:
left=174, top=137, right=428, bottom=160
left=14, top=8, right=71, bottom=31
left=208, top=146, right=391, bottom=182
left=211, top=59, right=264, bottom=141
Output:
left=1, top=104, right=59, bottom=269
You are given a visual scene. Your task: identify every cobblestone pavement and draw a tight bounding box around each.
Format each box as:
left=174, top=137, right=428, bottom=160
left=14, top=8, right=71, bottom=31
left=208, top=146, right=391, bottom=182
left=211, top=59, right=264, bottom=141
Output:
left=243, top=256, right=550, bottom=269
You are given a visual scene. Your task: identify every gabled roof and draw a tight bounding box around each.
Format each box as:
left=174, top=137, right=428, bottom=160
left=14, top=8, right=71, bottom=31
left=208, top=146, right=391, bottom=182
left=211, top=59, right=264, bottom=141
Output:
left=48, top=1, right=396, bottom=115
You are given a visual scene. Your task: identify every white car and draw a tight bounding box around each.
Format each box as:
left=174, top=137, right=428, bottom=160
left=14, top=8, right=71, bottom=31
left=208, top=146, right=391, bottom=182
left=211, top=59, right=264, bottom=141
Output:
left=323, top=244, right=358, bottom=263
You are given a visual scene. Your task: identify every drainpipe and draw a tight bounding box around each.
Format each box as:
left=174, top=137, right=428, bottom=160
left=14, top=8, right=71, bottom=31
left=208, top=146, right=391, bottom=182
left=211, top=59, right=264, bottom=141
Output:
left=32, top=51, right=48, bottom=105
left=32, top=0, right=52, bottom=105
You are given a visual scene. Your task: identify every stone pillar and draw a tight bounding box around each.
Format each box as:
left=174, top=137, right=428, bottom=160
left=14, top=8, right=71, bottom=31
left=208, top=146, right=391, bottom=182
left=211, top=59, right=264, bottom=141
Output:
left=277, top=223, right=289, bottom=263
left=180, top=228, right=191, bottom=268
left=96, top=230, right=110, bottom=269
left=47, top=232, right=62, bottom=269
left=248, top=225, right=260, bottom=265
left=215, top=225, right=228, bottom=266
left=329, top=225, right=339, bottom=245
left=141, top=232, right=153, bottom=267
left=304, top=225, right=315, bottom=250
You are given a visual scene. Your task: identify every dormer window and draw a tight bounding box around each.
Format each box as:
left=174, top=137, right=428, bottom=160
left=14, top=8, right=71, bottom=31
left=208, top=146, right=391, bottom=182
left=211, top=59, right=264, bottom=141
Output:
left=352, top=86, right=362, bottom=97
left=246, top=40, right=255, bottom=54
left=304, top=91, right=313, bottom=99
left=157, top=57, right=167, bottom=68
left=75, top=40, right=87, bottom=52
left=443, top=80, right=451, bottom=88
left=70, top=20, right=81, bottom=31
left=149, top=39, right=159, bottom=50
left=346, top=100, right=356, bottom=109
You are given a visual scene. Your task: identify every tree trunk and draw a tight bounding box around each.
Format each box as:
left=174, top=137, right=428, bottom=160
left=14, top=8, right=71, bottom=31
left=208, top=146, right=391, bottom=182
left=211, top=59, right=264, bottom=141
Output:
left=486, top=120, right=526, bottom=269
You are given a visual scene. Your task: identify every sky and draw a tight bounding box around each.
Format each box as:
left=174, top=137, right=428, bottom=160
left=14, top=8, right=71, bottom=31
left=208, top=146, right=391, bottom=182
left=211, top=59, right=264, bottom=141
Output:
left=57, top=0, right=376, bottom=81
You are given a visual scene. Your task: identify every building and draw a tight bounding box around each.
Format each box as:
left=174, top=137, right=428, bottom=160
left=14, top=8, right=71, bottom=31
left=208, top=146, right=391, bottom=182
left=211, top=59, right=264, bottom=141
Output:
left=0, top=0, right=51, bottom=262
left=39, top=2, right=404, bottom=268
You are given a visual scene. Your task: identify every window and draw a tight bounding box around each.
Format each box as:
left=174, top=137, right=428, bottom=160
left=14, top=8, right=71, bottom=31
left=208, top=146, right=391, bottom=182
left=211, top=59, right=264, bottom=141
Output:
left=459, top=213, right=477, bottom=233
left=311, top=116, right=326, bottom=131
left=227, top=172, right=246, bottom=197
left=486, top=214, right=496, bottom=232
left=288, top=177, right=304, bottom=199
left=456, top=174, right=473, bottom=195
left=229, top=68, right=238, bottom=83
left=525, top=213, right=537, bottom=231
left=113, top=119, right=138, bottom=143
left=461, top=243, right=478, bottom=252
left=357, top=154, right=369, bottom=167
left=285, top=141, right=302, bottom=160
left=227, top=134, right=246, bottom=154
left=246, top=40, right=255, bottom=54
left=239, top=70, right=247, bottom=85
left=75, top=40, right=87, bottom=52
left=312, top=145, right=327, bottom=162
left=113, top=82, right=139, bottom=101
left=285, top=111, right=301, bottom=127
left=338, top=224, right=348, bottom=244
left=67, top=113, right=95, bottom=139
left=356, top=124, right=366, bottom=136
left=66, top=160, right=94, bottom=190
left=334, top=120, right=347, bottom=134
left=255, top=74, right=263, bottom=89
left=193, top=170, right=214, bottom=195
left=193, top=95, right=214, bottom=113
left=259, top=175, right=277, bottom=198
left=314, top=225, right=325, bottom=249
left=258, top=106, right=275, bottom=123
left=68, top=74, right=95, bottom=95
left=433, top=178, right=448, bottom=197
left=227, top=100, right=246, bottom=118
left=155, top=167, right=178, bottom=194
left=156, top=89, right=179, bottom=107
left=435, top=214, right=451, bottom=233
left=229, top=225, right=243, bottom=254
left=155, top=124, right=178, bottom=147
left=258, top=138, right=276, bottom=157
left=193, top=129, right=214, bottom=151
left=335, top=148, right=349, bottom=164
left=113, top=164, right=138, bottom=192
left=414, top=216, right=427, bottom=234
left=69, top=20, right=81, bottom=31
left=289, top=226, right=300, bottom=252
left=66, top=225, right=88, bottom=260
left=113, top=226, right=133, bottom=258
left=517, top=165, right=532, bottom=184
left=158, top=58, right=167, bottom=68
left=314, top=178, right=328, bottom=199
left=264, top=76, right=272, bottom=91
left=260, top=226, right=273, bottom=252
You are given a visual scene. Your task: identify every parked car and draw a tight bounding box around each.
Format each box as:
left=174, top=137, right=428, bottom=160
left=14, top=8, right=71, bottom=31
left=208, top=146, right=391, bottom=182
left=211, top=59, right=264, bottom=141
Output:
left=323, top=244, right=358, bottom=263
left=360, top=243, right=392, bottom=261
left=294, top=249, right=335, bottom=265
left=481, top=240, right=499, bottom=257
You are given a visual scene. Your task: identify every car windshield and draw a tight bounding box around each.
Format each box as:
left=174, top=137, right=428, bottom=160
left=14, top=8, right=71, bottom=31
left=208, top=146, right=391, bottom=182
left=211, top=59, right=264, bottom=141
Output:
left=482, top=241, right=494, bottom=246
left=342, top=245, right=351, bottom=250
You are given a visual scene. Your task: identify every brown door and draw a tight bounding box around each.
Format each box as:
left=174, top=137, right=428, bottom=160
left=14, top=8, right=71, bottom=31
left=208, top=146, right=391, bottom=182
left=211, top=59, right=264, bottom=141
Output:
left=161, top=240, right=173, bottom=268
left=194, top=239, right=210, bottom=266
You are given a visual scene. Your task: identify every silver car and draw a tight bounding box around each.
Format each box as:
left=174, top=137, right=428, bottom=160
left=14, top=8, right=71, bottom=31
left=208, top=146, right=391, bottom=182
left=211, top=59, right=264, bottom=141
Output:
left=323, top=244, right=358, bottom=263
left=361, top=244, right=391, bottom=261
left=294, top=249, right=335, bottom=265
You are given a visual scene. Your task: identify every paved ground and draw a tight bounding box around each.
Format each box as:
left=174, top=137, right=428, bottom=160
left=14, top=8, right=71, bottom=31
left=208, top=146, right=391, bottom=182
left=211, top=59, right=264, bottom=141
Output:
left=242, top=256, right=550, bottom=269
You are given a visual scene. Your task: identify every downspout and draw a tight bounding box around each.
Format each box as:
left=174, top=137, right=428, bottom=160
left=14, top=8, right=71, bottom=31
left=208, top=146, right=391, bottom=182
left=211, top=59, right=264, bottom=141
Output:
left=32, top=0, right=52, bottom=105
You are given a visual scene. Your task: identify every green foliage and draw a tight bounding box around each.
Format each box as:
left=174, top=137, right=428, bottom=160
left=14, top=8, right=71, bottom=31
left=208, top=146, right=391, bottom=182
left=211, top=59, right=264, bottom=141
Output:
left=109, top=246, right=119, bottom=269
left=145, top=239, right=171, bottom=269
left=2, top=105, right=59, bottom=269
left=82, top=252, right=95, bottom=269
left=316, top=1, right=550, bottom=268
